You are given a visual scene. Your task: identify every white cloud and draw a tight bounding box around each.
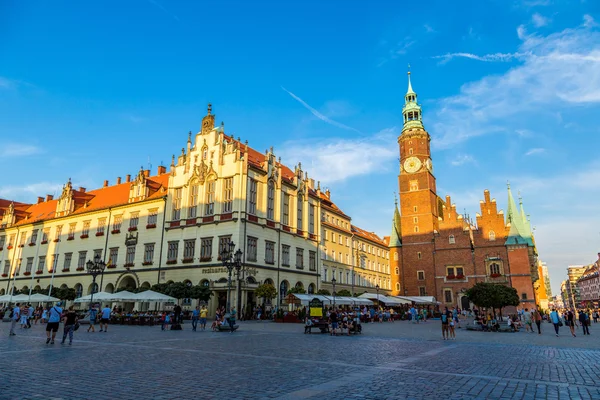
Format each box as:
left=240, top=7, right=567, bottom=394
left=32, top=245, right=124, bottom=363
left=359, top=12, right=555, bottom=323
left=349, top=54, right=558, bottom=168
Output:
left=424, top=24, right=436, bottom=33
left=450, top=154, right=477, bottom=166
left=532, top=13, right=550, bottom=27
left=278, top=128, right=398, bottom=184
left=433, top=52, right=524, bottom=63
left=517, top=24, right=528, bottom=40
left=0, top=144, right=42, bottom=157
left=431, top=21, right=600, bottom=148
left=281, top=87, right=361, bottom=133
left=583, top=14, right=597, bottom=28
left=524, top=147, right=545, bottom=156
left=0, top=182, right=63, bottom=203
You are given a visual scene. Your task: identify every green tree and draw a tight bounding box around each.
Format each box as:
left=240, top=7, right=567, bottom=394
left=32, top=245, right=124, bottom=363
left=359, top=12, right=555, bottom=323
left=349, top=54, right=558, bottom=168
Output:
left=336, top=289, right=352, bottom=297
left=54, top=287, right=77, bottom=301
left=166, top=282, right=191, bottom=299
left=317, top=289, right=331, bottom=295
left=287, top=286, right=306, bottom=294
left=465, top=282, right=520, bottom=317
left=151, top=283, right=171, bottom=294
left=189, top=285, right=213, bottom=302
left=255, top=283, right=277, bottom=303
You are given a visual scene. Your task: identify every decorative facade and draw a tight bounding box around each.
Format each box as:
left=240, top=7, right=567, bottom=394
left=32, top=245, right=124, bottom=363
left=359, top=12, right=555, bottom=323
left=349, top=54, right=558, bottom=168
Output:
left=390, top=71, right=540, bottom=309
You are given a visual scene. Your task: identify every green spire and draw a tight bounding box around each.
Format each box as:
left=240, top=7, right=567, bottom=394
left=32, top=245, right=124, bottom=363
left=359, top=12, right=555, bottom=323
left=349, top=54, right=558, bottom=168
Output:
left=519, top=193, right=533, bottom=239
left=389, top=197, right=402, bottom=247
left=402, top=69, right=424, bottom=132
left=505, top=183, right=533, bottom=246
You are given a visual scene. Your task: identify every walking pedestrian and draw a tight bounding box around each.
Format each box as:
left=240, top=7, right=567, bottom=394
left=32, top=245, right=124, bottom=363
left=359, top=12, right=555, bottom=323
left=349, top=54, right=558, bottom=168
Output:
left=523, top=308, right=533, bottom=333
left=593, top=310, right=598, bottom=323
left=27, top=304, right=34, bottom=328
left=41, top=307, right=48, bottom=324
left=99, top=304, right=111, bottom=332
left=579, top=310, right=590, bottom=335
left=20, top=304, right=29, bottom=329
left=61, top=306, right=78, bottom=345
left=550, top=309, right=561, bottom=337
left=566, top=310, right=576, bottom=337
left=228, top=306, right=237, bottom=332
left=191, top=306, right=199, bottom=332
left=9, top=303, right=20, bottom=336
left=449, top=316, right=456, bottom=340
left=200, top=305, right=208, bottom=330
left=46, top=302, right=63, bottom=344
left=87, top=305, right=97, bottom=332
left=532, top=308, right=542, bottom=334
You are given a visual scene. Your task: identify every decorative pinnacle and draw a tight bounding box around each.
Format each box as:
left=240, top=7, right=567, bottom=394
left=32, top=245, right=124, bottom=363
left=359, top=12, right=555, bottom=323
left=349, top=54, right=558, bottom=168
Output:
left=207, top=103, right=212, bottom=115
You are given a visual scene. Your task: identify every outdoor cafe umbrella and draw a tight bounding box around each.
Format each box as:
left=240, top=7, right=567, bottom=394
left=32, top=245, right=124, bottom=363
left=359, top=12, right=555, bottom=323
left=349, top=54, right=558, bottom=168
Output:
left=130, top=290, right=176, bottom=303
left=73, top=291, right=115, bottom=303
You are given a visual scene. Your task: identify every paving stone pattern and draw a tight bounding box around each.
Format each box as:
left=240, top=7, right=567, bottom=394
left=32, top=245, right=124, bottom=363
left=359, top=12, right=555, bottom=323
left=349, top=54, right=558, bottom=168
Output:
left=1, top=321, right=599, bottom=400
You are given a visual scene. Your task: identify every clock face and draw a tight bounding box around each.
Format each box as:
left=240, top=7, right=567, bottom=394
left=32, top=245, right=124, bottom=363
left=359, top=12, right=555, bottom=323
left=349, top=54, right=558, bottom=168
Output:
left=403, top=157, right=422, bottom=174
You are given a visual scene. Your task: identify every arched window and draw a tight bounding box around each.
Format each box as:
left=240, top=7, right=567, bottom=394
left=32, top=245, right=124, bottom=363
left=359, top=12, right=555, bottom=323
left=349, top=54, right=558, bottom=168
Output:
left=267, top=180, right=275, bottom=220
left=395, top=267, right=399, bottom=275
left=489, top=231, right=496, bottom=241
left=279, top=280, right=289, bottom=301
left=414, top=226, right=419, bottom=233
left=449, top=235, right=455, bottom=244
left=200, top=279, right=210, bottom=287
left=308, top=283, right=315, bottom=294
left=396, top=282, right=400, bottom=291
left=409, top=148, right=414, bottom=155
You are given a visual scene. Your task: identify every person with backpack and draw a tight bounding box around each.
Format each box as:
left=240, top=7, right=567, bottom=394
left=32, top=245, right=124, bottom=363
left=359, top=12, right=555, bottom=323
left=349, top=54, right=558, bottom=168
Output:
left=46, top=302, right=63, bottom=344
left=9, top=303, right=20, bottom=336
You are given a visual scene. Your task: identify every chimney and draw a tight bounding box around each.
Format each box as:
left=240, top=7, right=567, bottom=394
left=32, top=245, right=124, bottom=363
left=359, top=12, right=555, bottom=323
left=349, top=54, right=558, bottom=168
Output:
left=37, top=197, right=44, bottom=204
left=157, top=165, right=166, bottom=175
left=46, top=195, right=53, bottom=202
left=126, top=174, right=131, bottom=183
left=325, top=189, right=331, bottom=198
left=143, top=169, right=150, bottom=178
left=103, top=180, right=108, bottom=188
left=117, top=177, right=122, bottom=184
left=79, top=187, right=86, bottom=193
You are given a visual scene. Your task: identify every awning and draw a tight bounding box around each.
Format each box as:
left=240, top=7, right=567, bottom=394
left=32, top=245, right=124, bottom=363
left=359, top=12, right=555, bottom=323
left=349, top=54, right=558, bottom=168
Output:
left=129, top=290, right=176, bottom=303
left=394, top=296, right=439, bottom=305
left=73, top=291, right=117, bottom=303
left=358, top=293, right=405, bottom=305
left=287, top=294, right=331, bottom=305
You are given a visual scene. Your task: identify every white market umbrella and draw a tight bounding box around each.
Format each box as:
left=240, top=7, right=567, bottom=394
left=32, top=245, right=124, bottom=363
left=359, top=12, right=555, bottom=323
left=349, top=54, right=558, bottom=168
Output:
left=28, top=293, right=59, bottom=303
left=109, top=290, right=137, bottom=302
left=130, top=290, right=176, bottom=303
left=74, top=291, right=114, bottom=303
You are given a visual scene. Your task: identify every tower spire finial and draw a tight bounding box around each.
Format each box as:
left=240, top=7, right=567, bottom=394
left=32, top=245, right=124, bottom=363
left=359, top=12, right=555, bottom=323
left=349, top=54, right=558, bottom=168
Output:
left=407, top=64, right=414, bottom=95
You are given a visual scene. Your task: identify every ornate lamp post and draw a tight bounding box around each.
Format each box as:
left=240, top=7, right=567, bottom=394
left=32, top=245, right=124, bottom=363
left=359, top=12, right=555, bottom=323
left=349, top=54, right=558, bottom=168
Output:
left=220, top=241, right=243, bottom=311
left=376, top=284, right=380, bottom=309
left=86, top=253, right=106, bottom=308
left=332, top=276, right=337, bottom=309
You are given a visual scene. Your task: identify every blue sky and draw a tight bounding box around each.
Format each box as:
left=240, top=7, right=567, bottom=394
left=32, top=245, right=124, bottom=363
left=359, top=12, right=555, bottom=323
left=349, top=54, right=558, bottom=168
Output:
left=1, top=0, right=599, bottom=294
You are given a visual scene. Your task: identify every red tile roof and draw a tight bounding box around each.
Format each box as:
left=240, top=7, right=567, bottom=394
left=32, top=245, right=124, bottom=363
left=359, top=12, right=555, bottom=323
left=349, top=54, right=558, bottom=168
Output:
left=351, top=225, right=387, bottom=246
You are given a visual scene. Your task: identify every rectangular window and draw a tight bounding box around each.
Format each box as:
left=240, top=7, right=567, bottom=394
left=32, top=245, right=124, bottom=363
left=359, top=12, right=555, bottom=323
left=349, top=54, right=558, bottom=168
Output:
left=296, top=248, right=304, bottom=269
left=414, top=206, right=418, bottom=212
left=332, top=232, right=336, bottom=243
left=147, top=209, right=158, bottom=226
left=54, top=225, right=63, bottom=241
left=417, top=252, right=422, bottom=260
left=189, top=184, right=199, bottom=218
left=346, top=237, right=349, bottom=247
left=167, top=241, right=179, bottom=263
left=8, top=234, right=15, bottom=247
left=144, top=243, right=155, bottom=264
left=297, top=196, right=303, bottom=231
left=3, top=260, right=10, bottom=275
left=0, top=235, right=5, bottom=248
left=267, top=181, right=275, bottom=220
left=78, top=251, right=87, bottom=269
left=183, top=239, right=196, bottom=261
left=25, top=257, right=33, bottom=273
left=223, top=177, right=233, bottom=213
left=172, top=188, right=182, bottom=220
left=456, top=267, right=464, bottom=277
left=410, top=181, right=418, bottom=191
left=282, top=245, right=290, bottom=266
left=248, top=178, right=257, bottom=215
left=419, top=286, right=426, bottom=296
left=51, top=254, right=58, bottom=271
left=247, top=237, right=258, bottom=262
left=323, top=268, right=327, bottom=282
left=413, top=217, right=418, bottom=223
left=94, top=249, right=102, bottom=260
left=19, top=234, right=26, bottom=246
left=205, top=180, right=215, bottom=215
left=218, top=236, right=232, bottom=259
left=309, top=205, right=315, bottom=234
left=97, top=218, right=106, bottom=234
left=126, top=245, right=136, bottom=265
left=444, top=289, right=453, bottom=303
left=113, top=215, right=123, bottom=232
left=265, top=241, right=275, bottom=264
left=417, top=270, right=425, bottom=281
left=37, top=256, right=45, bottom=272
left=282, top=193, right=290, bottom=225
left=449, top=235, right=456, bottom=244
left=309, top=251, right=316, bottom=271
left=109, top=248, right=118, bottom=266
left=67, top=223, right=76, bottom=240
left=64, top=253, right=72, bottom=270
left=42, top=229, right=50, bottom=243
left=129, top=212, right=139, bottom=229
left=200, top=238, right=213, bottom=261
left=447, top=267, right=455, bottom=276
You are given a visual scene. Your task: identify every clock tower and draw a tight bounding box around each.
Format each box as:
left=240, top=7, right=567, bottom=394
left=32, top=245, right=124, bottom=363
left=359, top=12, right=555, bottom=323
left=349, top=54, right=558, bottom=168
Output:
left=397, top=70, right=439, bottom=297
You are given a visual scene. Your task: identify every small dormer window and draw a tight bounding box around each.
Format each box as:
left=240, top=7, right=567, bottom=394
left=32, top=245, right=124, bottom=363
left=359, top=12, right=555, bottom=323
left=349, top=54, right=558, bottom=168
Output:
left=449, top=235, right=455, bottom=244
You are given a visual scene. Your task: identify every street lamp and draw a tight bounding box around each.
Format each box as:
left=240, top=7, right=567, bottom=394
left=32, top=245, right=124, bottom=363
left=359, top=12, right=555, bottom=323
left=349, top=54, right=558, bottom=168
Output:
left=220, top=241, right=243, bottom=312
left=376, top=284, right=380, bottom=309
left=331, top=277, right=337, bottom=309
left=86, top=253, right=106, bottom=309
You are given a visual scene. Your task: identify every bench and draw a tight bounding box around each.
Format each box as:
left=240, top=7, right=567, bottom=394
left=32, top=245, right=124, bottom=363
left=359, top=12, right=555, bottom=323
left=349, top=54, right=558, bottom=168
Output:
left=305, top=321, right=329, bottom=334
left=217, top=324, right=239, bottom=332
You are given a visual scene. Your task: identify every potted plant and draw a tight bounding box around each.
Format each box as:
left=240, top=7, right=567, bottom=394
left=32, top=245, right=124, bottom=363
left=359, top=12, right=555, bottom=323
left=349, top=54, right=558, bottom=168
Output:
left=446, top=274, right=456, bottom=280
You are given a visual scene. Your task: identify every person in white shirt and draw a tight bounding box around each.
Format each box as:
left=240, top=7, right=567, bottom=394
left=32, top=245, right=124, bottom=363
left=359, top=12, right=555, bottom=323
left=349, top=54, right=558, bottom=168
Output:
left=46, top=302, right=63, bottom=344
left=9, top=303, right=20, bottom=336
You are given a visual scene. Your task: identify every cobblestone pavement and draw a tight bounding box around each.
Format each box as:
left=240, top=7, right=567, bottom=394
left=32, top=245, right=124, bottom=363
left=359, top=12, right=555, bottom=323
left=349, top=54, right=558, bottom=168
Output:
left=1, top=320, right=599, bottom=400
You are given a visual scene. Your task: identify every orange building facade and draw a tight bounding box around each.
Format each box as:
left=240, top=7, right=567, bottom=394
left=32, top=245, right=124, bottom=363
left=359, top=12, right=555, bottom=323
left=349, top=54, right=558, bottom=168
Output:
left=389, top=72, right=539, bottom=310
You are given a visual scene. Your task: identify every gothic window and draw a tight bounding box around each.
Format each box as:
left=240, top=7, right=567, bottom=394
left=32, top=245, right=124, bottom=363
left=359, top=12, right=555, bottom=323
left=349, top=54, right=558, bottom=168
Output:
left=248, top=179, right=257, bottom=215
left=297, top=195, right=303, bottom=231
left=188, top=183, right=199, bottom=218
left=223, top=177, right=233, bottom=213
left=172, top=188, right=182, bottom=220
left=396, top=282, right=400, bottom=291
left=417, top=251, right=422, bottom=259
left=205, top=179, right=215, bottom=216
left=489, top=263, right=501, bottom=275
left=489, top=231, right=496, bottom=241
left=282, top=193, right=290, bottom=225
left=449, top=235, right=455, bottom=244
left=267, top=180, right=275, bottom=220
